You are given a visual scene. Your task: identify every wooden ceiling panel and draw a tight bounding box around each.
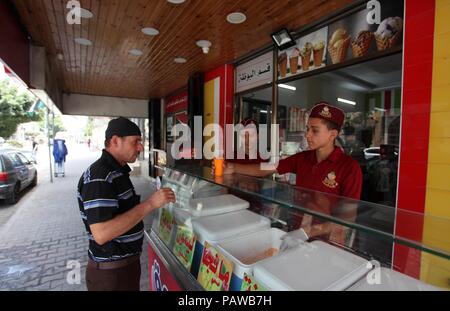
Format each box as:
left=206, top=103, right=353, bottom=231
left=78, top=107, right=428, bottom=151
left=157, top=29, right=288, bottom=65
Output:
left=12, top=0, right=355, bottom=99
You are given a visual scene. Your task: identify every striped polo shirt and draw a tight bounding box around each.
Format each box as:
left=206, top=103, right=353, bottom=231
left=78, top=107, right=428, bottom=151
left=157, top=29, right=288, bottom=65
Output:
left=77, top=150, right=143, bottom=262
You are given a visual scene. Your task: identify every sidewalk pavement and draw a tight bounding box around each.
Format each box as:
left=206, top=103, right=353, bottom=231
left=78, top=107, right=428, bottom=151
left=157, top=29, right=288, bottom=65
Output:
left=0, top=145, right=156, bottom=291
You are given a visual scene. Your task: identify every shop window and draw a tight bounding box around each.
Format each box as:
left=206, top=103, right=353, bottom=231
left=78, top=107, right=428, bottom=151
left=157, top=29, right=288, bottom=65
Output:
left=277, top=53, right=402, bottom=207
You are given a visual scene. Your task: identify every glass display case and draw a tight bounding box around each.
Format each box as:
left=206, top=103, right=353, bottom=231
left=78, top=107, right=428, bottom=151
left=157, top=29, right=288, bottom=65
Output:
left=145, top=164, right=449, bottom=291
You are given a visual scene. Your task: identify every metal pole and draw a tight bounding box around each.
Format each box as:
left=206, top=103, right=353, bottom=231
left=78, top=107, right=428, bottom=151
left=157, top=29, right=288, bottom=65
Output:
left=46, top=95, right=53, bottom=183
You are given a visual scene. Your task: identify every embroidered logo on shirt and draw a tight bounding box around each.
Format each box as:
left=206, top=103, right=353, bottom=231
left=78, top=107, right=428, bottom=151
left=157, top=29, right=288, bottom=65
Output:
left=323, top=171, right=339, bottom=189
left=319, top=106, right=332, bottom=119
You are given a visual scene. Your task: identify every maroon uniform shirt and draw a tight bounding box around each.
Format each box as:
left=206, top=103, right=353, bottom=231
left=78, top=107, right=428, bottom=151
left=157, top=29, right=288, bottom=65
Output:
left=277, top=147, right=362, bottom=200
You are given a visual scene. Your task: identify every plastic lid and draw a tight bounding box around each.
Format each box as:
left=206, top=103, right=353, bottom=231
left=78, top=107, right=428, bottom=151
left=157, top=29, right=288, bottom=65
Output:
left=191, top=210, right=270, bottom=244
left=253, top=241, right=371, bottom=291
left=188, top=194, right=249, bottom=217
left=348, top=268, right=440, bottom=291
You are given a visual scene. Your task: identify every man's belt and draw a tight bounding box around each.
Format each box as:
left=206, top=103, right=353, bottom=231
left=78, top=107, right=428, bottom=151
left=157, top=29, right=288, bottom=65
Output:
left=88, top=254, right=140, bottom=270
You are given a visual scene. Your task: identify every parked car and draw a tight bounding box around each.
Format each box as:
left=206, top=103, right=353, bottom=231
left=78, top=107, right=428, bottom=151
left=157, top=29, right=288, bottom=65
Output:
left=363, top=146, right=399, bottom=160
left=19, top=150, right=38, bottom=164
left=0, top=149, right=38, bottom=204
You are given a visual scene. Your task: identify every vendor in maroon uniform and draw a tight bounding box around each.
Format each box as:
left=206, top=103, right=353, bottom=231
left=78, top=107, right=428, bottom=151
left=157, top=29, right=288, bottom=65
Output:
left=214, top=102, right=363, bottom=242
left=228, top=117, right=267, bottom=165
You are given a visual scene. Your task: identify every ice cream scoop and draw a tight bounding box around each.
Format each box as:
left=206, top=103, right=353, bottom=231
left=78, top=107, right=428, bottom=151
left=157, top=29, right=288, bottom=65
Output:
left=300, top=42, right=312, bottom=56
left=376, top=17, right=403, bottom=38
left=313, top=41, right=324, bottom=51
left=330, top=28, right=348, bottom=46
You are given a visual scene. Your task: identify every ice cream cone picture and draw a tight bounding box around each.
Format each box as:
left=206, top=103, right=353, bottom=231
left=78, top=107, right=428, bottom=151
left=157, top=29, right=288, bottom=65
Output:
left=289, top=48, right=300, bottom=75
left=375, top=17, right=403, bottom=51
left=351, top=31, right=374, bottom=58
left=300, top=42, right=312, bottom=71
left=313, top=41, right=325, bottom=67
left=328, top=28, right=351, bottom=64
left=278, top=52, right=288, bottom=78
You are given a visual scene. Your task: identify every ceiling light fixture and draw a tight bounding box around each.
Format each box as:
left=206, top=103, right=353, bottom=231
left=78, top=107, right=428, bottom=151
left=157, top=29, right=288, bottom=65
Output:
left=56, top=53, right=64, bottom=61
left=74, top=38, right=92, bottom=46
left=278, top=84, right=296, bottom=91
left=226, top=12, right=247, bottom=24
left=129, top=49, right=144, bottom=56
left=167, top=0, right=186, bottom=4
left=271, top=28, right=296, bottom=51
left=142, top=27, right=160, bottom=36
left=196, top=40, right=212, bottom=54
left=337, top=98, right=357, bottom=106
left=174, top=57, right=187, bottom=63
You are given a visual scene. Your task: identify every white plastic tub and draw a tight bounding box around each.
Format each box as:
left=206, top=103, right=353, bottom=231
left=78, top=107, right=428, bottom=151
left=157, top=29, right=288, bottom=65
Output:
left=171, top=194, right=249, bottom=228
left=253, top=240, right=372, bottom=291
left=347, top=267, right=441, bottom=291
left=216, top=228, right=285, bottom=291
left=190, top=210, right=271, bottom=277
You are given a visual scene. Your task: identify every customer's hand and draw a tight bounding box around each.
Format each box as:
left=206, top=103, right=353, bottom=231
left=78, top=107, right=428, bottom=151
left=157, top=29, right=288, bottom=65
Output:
left=211, top=160, right=235, bottom=175
left=279, top=228, right=309, bottom=252
left=147, top=188, right=176, bottom=210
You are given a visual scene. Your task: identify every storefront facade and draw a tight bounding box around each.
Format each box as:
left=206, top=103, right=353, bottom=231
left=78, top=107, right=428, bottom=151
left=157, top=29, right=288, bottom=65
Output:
left=155, top=0, right=449, bottom=289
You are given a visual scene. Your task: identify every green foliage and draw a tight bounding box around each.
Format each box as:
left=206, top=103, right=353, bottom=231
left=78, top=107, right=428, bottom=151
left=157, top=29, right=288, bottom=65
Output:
left=5, top=140, right=23, bottom=148
left=0, top=80, right=40, bottom=139
left=85, top=117, right=93, bottom=137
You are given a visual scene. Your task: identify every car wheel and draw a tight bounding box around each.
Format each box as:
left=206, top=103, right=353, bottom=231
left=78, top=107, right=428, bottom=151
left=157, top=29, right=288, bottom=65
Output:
left=6, top=183, right=20, bottom=205
left=31, top=173, right=38, bottom=187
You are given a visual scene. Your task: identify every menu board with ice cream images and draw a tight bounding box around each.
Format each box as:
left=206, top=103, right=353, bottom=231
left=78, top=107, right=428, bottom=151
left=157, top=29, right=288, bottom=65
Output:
left=197, top=241, right=234, bottom=291
left=278, top=26, right=328, bottom=79
left=172, top=225, right=196, bottom=271
left=326, top=0, right=404, bottom=65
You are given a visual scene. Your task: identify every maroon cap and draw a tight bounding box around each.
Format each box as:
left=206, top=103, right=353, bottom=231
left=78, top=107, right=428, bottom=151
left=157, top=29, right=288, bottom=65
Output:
left=309, top=102, right=345, bottom=129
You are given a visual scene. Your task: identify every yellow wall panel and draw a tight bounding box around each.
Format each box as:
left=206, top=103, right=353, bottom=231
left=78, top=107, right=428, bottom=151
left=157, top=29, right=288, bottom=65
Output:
left=432, top=58, right=450, bottom=87
left=431, top=85, right=450, bottom=112
left=429, top=112, right=450, bottom=138
left=434, top=0, right=450, bottom=35
left=433, top=31, right=450, bottom=60
left=428, top=137, right=450, bottom=164
left=426, top=163, right=450, bottom=191
left=421, top=0, right=450, bottom=288
left=420, top=252, right=450, bottom=289
left=425, top=188, right=450, bottom=218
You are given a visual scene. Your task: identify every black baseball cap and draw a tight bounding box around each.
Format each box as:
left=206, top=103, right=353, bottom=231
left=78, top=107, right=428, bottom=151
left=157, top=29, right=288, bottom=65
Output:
left=105, top=117, right=141, bottom=140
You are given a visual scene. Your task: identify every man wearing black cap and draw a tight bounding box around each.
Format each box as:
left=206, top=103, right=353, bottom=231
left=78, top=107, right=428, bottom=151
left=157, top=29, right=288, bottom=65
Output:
left=77, top=117, right=175, bottom=291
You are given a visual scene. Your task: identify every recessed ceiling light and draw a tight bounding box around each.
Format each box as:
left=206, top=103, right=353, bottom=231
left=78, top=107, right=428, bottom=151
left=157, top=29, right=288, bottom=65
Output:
left=56, top=53, right=64, bottom=61
left=74, top=38, right=92, bottom=46
left=167, top=0, right=186, bottom=4
left=76, top=8, right=94, bottom=19
left=129, top=49, right=144, bottom=56
left=226, top=12, right=247, bottom=24
left=142, top=27, right=159, bottom=36
left=174, top=57, right=187, bottom=63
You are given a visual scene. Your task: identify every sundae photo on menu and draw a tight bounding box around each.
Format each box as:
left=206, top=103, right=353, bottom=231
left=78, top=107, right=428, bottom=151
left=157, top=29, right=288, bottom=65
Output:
left=313, top=41, right=325, bottom=67
left=375, top=17, right=403, bottom=51
left=300, top=43, right=312, bottom=71
left=289, top=47, right=300, bottom=75
left=278, top=52, right=288, bottom=78
left=277, top=26, right=327, bottom=79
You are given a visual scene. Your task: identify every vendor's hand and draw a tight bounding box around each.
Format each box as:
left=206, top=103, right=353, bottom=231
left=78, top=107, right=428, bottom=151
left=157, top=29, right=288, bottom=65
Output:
left=146, top=188, right=176, bottom=210
left=211, top=160, right=235, bottom=175
left=279, top=228, right=309, bottom=252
